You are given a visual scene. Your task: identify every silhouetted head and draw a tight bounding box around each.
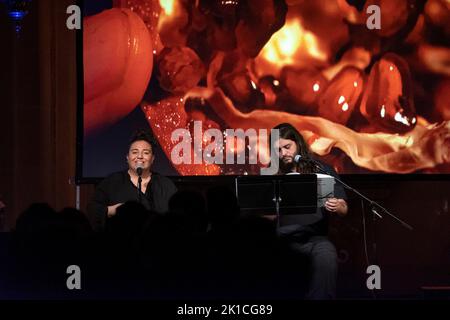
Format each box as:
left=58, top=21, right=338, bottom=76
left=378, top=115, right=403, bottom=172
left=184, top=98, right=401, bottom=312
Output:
left=58, top=207, right=93, bottom=235
left=107, top=201, right=150, bottom=236
left=15, top=203, right=57, bottom=233
left=168, top=190, right=208, bottom=233
left=206, top=186, right=240, bottom=229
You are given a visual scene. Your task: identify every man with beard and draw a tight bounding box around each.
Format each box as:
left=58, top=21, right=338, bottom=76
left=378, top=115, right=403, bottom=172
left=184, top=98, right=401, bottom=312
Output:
left=272, top=123, right=348, bottom=300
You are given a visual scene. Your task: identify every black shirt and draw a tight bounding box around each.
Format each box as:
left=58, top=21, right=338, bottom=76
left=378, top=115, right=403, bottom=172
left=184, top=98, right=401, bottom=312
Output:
left=277, top=162, right=347, bottom=239
left=87, top=171, right=177, bottom=231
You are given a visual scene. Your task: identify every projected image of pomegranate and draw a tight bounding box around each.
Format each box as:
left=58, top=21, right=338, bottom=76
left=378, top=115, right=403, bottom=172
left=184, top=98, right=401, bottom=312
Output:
left=84, top=0, right=450, bottom=175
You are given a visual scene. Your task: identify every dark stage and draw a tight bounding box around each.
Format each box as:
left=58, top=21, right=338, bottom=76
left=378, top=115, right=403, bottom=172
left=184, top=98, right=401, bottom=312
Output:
left=0, top=0, right=449, bottom=304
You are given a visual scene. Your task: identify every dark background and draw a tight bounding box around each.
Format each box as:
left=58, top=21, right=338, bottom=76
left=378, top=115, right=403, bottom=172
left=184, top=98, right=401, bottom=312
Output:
left=0, top=0, right=449, bottom=299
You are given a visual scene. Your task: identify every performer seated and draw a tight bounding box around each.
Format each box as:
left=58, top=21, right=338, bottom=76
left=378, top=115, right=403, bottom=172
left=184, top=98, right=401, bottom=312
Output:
left=271, top=122, right=348, bottom=300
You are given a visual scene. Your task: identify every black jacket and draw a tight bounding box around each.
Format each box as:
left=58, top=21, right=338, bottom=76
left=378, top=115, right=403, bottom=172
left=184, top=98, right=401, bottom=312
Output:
left=87, top=171, right=177, bottom=231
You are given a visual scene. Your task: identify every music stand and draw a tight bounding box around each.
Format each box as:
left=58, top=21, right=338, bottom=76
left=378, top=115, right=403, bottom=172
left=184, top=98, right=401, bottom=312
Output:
left=235, top=176, right=277, bottom=215
left=235, top=175, right=318, bottom=228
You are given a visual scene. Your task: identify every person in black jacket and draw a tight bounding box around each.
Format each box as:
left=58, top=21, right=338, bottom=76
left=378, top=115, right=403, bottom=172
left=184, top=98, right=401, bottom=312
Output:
left=272, top=123, right=348, bottom=300
left=87, top=130, right=177, bottom=231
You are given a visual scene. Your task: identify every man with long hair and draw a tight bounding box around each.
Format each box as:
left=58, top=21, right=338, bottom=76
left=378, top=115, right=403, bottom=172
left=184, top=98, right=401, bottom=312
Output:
left=272, top=123, right=348, bottom=299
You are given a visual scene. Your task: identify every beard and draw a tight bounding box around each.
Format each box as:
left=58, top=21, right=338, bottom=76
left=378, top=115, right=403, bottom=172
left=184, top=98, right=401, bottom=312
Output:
left=278, top=157, right=297, bottom=174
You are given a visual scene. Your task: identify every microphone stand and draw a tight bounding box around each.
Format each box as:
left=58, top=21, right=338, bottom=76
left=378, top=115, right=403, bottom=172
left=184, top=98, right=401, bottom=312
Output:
left=138, top=176, right=142, bottom=204
left=272, top=180, right=281, bottom=230
left=297, top=158, right=412, bottom=300
left=137, top=168, right=143, bottom=204
left=309, top=160, right=413, bottom=231
left=310, top=159, right=412, bottom=299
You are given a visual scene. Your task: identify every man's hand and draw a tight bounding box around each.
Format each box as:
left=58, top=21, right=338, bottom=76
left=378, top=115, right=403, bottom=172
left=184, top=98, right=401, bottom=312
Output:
left=325, top=198, right=348, bottom=216
left=107, top=203, right=124, bottom=218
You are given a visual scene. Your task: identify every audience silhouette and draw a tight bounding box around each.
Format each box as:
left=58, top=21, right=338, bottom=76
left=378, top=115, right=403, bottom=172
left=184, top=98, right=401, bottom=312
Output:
left=1, top=187, right=307, bottom=299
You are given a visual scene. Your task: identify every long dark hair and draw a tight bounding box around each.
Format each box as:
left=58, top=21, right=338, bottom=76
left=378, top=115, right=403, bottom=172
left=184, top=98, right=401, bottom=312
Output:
left=272, top=123, right=317, bottom=174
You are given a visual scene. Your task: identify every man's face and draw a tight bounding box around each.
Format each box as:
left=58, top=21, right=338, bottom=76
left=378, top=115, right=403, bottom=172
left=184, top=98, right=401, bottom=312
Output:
left=277, top=138, right=298, bottom=164
left=126, top=140, right=155, bottom=171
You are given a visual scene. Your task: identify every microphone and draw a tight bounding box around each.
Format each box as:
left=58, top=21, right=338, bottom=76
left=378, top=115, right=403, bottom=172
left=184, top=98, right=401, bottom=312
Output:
left=294, top=154, right=312, bottom=163
left=294, top=154, right=325, bottom=173
left=136, top=164, right=144, bottom=176
left=136, top=164, right=143, bottom=203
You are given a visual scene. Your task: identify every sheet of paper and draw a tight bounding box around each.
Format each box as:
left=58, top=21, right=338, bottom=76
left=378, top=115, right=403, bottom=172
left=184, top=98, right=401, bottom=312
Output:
left=316, top=173, right=335, bottom=207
